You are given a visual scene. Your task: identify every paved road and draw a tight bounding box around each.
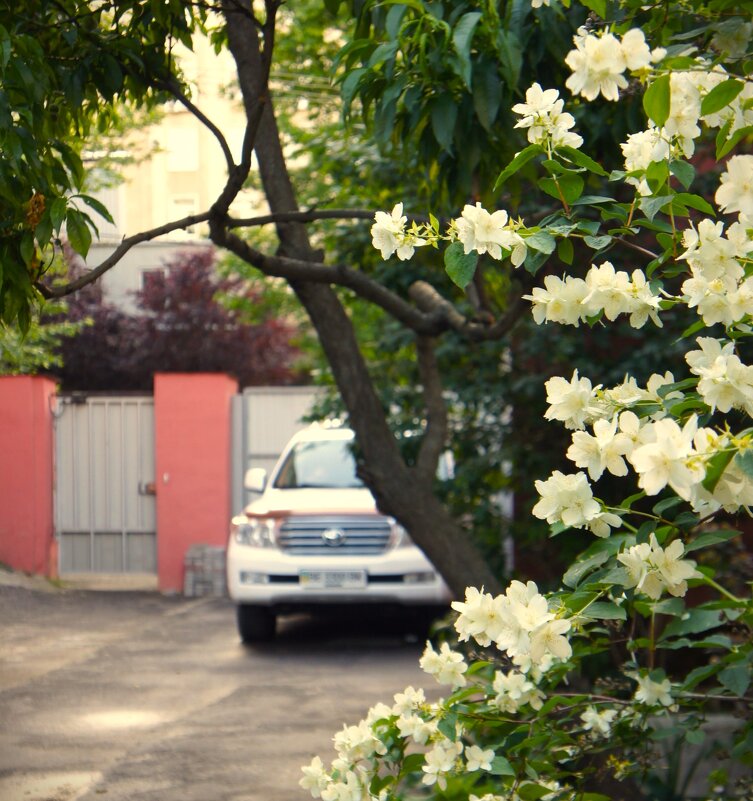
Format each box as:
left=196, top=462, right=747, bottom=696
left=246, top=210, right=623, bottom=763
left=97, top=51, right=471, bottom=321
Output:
left=0, top=584, right=437, bottom=801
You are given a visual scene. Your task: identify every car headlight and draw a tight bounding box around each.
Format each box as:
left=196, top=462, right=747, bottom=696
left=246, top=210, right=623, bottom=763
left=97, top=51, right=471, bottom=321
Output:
left=231, top=515, right=277, bottom=548
left=390, top=521, right=413, bottom=549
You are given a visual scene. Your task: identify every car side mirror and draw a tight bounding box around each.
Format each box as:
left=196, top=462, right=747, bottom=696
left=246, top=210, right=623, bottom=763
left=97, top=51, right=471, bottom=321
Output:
left=244, top=467, right=267, bottom=493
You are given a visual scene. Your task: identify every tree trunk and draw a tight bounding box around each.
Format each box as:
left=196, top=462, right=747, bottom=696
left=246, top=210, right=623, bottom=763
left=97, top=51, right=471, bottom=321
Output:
left=221, top=3, right=502, bottom=598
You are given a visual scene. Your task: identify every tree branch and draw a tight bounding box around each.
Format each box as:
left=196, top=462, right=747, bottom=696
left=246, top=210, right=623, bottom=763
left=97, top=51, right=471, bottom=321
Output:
left=229, top=208, right=378, bottom=228
left=38, top=212, right=211, bottom=299
left=155, top=77, right=236, bottom=173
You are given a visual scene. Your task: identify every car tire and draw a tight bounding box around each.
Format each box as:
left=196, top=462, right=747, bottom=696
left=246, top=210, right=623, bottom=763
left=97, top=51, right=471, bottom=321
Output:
left=236, top=604, right=276, bottom=643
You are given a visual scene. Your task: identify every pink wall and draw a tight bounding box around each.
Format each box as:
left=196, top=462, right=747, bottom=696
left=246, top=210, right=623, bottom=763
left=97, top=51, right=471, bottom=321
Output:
left=0, top=376, right=57, bottom=576
left=154, top=373, right=238, bottom=592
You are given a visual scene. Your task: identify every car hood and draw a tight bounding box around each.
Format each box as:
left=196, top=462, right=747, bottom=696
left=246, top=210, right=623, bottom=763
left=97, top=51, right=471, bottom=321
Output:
left=243, top=487, right=379, bottom=517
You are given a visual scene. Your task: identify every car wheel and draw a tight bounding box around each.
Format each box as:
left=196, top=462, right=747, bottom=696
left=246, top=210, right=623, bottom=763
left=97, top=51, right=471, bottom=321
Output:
left=236, top=604, right=276, bottom=643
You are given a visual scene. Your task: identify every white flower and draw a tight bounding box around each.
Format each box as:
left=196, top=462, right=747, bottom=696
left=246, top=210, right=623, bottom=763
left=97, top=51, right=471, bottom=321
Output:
left=581, top=706, right=618, bottom=737
left=419, top=641, right=468, bottom=688
left=618, top=533, right=699, bottom=600
left=620, top=28, right=659, bottom=71
left=524, top=274, right=591, bottom=326
left=633, top=673, right=674, bottom=707
left=665, top=73, right=702, bottom=157
left=455, top=203, right=515, bottom=260
left=300, top=756, right=330, bottom=798
left=364, top=702, right=392, bottom=726
left=716, top=155, right=753, bottom=219
left=587, top=509, right=623, bottom=539
left=532, top=470, right=601, bottom=528
left=492, top=669, right=544, bottom=712
left=686, top=337, right=753, bottom=415
left=512, top=82, right=583, bottom=149
left=584, top=261, right=634, bottom=320
left=333, top=720, right=386, bottom=763
left=392, top=685, right=425, bottom=715
left=371, top=203, right=426, bottom=260
left=371, top=203, right=407, bottom=259
left=320, top=771, right=365, bottom=801
left=544, top=370, right=601, bottom=430
left=396, top=712, right=436, bottom=744
left=529, top=618, right=572, bottom=661
left=422, top=739, right=463, bottom=789
left=453, top=581, right=571, bottom=667
left=465, top=745, right=495, bottom=772
left=452, top=586, right=507, bottom=647
left=567, top=416, right=633, bottom=480
left=565, top=31, right=627, bottom=101
left=628, top=416, right=705, bottom=500
left=621, top=127, right=671, bottom=195
left=712, top=18, right=753, bottom=58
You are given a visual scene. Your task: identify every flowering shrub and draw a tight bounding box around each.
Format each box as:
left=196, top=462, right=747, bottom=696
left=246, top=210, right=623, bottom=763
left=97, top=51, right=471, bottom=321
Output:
left=302, top=1, right=753, bottom=798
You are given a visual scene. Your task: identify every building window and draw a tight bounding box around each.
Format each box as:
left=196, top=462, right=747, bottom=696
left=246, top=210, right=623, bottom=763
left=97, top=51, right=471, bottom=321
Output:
left=166, top=195, right=200, bottom=239
left=141, top=268, right=166, bottom=292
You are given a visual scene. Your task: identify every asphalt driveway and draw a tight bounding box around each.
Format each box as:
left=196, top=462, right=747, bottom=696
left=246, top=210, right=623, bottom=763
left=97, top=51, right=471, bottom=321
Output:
left=0, top=581, right=436, bottom=801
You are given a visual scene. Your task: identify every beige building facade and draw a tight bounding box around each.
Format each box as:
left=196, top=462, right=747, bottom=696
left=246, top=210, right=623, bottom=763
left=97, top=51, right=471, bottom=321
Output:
left=86, top=36, right=261, bottom=310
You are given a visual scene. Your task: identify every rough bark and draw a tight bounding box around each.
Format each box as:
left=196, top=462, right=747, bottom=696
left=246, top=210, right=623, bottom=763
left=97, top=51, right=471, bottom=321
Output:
left=217, top=1, right=502, bottom=597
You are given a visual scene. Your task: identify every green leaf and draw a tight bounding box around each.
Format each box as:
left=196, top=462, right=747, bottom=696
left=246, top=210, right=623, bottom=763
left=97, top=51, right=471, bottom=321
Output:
left=66, top=208, right=92, bottom=258
left=400, top=753, right=425, bottom=775
left=736, top=448, right=753, bottom=479
left=493, top=144, right=543, bottom=191
left=557, top=145, right=608, bottom=176
left=473, top=61, right=502, bottom=131
left=50, top=197, right=67, bottom=231
left=452, top=12, right=482, bottom=88
left=19, top=231, right=34, bottom=267
left=563, top=551, right=609, bottom=588
left=557, top=237, right=573, bottom=265
left=526, top=231, right=556, bottom=254
left=639, top=194, right=672, bottom=221
left=77, top=194, right=115, bottom=224
left=702, top=448, right=736, bottom=493
left=495, top=30, right=522, bottom=89
left=489, top=755, right=515, bottom=776
left=643, top=74, right=671, bottom=127
left=444, top=241, right=478, bottom=288
left=672, top=193, right=715, bottom=216
left=701, top=78, right=744, bottom=117
left=719, top=663, right=751, bottom=697
left=669, top=160, right=695, bottom=190
left=580, top=0, right=606, bottom=16
left=518, top=784, right=560, bottom=801
left=682, top=663, right=722, bottom=690
left=660, top=609, right=723, bottom=640
left=717, top=124, right=753, bottom=159
left=430, top=94, right=457, bottom=153
left=583, top=234, right=612, bottom=250
left=437, top=712, right=458, bottom=741
left=538, top=173, right=584, bottom=204
left=685, top=529, right=740, bottom=553
left=580, top=602, right=627, bottom=621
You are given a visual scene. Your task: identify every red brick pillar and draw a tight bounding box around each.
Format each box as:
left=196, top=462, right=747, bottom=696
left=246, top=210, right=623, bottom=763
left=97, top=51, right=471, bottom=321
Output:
left=0, top=376, right=57, bottom=577
left=154, top=373, right=238, bottom=592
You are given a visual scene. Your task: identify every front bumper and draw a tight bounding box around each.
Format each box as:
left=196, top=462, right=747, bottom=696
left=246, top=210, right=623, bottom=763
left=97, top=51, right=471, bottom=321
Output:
left=226, top=541, right=452, bottom=609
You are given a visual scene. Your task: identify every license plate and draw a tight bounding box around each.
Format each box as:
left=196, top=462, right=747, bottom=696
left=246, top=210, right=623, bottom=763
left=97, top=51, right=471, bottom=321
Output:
left=299, top=570, right=367, bottom=590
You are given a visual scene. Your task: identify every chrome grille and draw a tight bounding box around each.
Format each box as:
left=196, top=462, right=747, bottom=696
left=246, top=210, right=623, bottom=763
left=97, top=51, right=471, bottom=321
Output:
left=277, top=515, right=391, bottom=555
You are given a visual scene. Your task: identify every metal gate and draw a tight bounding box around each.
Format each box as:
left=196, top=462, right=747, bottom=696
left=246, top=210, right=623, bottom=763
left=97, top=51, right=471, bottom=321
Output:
left=231, top=386, right=321, bottom=514
left=54, top=395, right=157, bottom=574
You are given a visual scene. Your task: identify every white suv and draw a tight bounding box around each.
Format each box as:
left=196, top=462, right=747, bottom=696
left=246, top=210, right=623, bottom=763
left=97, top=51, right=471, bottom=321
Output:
left=226, top=424, right=451, bottom=642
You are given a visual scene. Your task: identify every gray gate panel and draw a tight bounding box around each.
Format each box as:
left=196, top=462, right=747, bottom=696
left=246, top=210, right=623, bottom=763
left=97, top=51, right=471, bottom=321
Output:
left=55, top=396, right=156, bottom=574
left=231, top=387, right=321, bottom=514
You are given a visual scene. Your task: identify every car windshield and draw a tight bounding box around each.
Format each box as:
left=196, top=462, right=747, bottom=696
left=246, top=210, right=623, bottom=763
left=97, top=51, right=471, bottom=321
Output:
left=273, top=439, right=364, bottom=489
